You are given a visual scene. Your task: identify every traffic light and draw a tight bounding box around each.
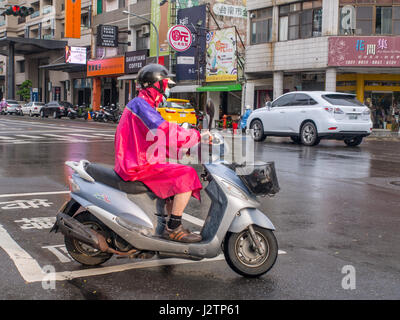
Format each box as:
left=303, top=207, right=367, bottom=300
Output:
left=1, top=6, right=35, bottom=17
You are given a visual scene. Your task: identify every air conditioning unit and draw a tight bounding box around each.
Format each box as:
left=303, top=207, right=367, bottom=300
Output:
left=141, top=25, right=150, bottom=36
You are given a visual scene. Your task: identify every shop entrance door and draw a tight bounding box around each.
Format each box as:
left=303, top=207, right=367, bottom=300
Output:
left=369, top=92, right=392, bottom=129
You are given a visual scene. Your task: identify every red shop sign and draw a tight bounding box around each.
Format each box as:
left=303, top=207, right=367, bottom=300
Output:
left=167, top=25, right=192, bottom=52
left=328, top=36, right=400, bottom=67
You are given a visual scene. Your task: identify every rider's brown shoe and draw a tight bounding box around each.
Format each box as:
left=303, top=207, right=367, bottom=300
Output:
left=163, top=224, right=202, bottom=243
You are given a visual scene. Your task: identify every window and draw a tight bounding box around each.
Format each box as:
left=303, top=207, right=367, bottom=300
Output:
left=136, top=30, right=148, bottom=50
left=279, top=1, right=322, bottom=41
left=119, top=0, right=125, bottom=9
left=81, top=13, right=90, bottom=28
left=394, top=7, right=400, bottom=35
left=272, top=94, right=294, bottom=107
left=356, top=6, right=373, bottom=35
left=292, top=93, right=317, bottom=106
left=250, top=7, right=273, bottom=45
left=17, top=61, right=25, bottom=73
left=322, top=94, right=364, bottom=106
left=376, top=7, right=392, bottom=35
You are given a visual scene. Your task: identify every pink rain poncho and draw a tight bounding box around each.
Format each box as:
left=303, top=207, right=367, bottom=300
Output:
left=114, top=80, right=202, bottom=200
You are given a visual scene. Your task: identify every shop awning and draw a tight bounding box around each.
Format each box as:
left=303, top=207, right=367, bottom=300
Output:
left=196, top=83, right=242, bottom=92
left=0, top=37, right=67, bottom=56
left=117, top=74, right=138, bottom=81
left=39, top=62, right=86, bottom=73
left=171, top=85, right=199, bottom=93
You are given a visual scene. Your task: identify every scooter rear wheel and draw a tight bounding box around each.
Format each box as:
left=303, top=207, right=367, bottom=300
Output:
left=223, top=225, right=278, bottom=278
left=64, top=211, right=113, bottom=266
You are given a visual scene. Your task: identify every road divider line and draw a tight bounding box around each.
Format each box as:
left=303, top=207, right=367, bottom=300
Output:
left=0, top=191, right=70, bottom=198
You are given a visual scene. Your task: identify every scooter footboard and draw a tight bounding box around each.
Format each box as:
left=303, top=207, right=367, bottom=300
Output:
left=228, top=208, right=275, bottom=233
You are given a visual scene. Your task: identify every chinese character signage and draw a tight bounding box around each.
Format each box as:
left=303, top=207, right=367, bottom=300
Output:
left=97, top=25, right=119, bottom=47
left=213, top=3, right=246, bottom=19
left=167, top=25, right=193, bottom=52
left=176, top=4, right=207, bottom=81
left=206, top=27, right=237, bottom=82
left=87, top=56, right=125, bottom=77
left=125, top=50, right=148, bottom=74
left=150, top=0, right=171, bottom=57
left=328, top=37, right=400, bottom=67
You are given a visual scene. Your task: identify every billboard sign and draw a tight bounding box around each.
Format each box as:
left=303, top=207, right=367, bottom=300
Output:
left=65, top=46, right=87, bottom=64
left=328, top=36, right=400, bottom=67
left=176, top=4, right=207, bottom=81
left=167, top=25, right=193, bottom=52
left=125, top=50, right=148, bottom=74
left=150, top=0, right=171, bottom=57
left=97, top=25, right=119, bottom=47
left=206, top=27, right=237, bottom=82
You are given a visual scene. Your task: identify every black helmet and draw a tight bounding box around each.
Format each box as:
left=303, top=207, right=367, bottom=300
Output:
left=137, top=64, right=175, bottom=90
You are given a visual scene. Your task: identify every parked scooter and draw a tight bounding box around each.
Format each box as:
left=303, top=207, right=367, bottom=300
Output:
left=51, top=131, right=280, bottom=277
left=101, top=104, right=120, bottom=123
left=92, top=106, right=103, bottom=122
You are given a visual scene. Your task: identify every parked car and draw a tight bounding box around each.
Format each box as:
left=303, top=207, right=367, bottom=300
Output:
left=40, top=101, right=69, bottom=118
left=21, top=102, right=45, bottom=117
left=157, top=98, right=197, bottom=126
left=5, top=100, right=23, bottom=116
left=247, top=91, right=373, bottom=147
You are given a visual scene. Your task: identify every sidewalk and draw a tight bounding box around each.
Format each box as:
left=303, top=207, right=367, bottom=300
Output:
left=369, top=129, right=400, bottom=139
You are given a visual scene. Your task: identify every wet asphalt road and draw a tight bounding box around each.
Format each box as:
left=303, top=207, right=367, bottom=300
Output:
left=0, top=115, right=399, bottom=301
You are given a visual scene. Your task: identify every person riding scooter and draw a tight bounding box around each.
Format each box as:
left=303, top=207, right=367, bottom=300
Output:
left=114, top=64, right=210, bottom=243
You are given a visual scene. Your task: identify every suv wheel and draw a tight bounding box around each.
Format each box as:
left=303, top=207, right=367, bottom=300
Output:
left=250, top=119, right=267, bottom=142
left=300, top=122, right=320, bottom=146
left=344, top=136, right=363, bottom=147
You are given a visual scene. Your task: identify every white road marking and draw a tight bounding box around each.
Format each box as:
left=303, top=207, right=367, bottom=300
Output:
left=0, top=191, right=70, bottom=199
left=0, top=136, right=16, bottom=140
left=93, top=133, right=115, bottom=137
left=15, top=134, right=44, bottom=139
left=67, top=133, right=107, bottom=139
left=0, top=224, right=45, bottom=283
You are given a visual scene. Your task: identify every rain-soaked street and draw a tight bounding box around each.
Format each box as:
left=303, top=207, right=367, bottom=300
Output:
left=0, top=115, right=399, bottom=300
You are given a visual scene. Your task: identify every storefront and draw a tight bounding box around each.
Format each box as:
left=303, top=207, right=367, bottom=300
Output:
left=337, top=73, right=400, bottom=129
left=328, top=36, right=400, bottom=129
left=87, top=56, right=125, bottom=110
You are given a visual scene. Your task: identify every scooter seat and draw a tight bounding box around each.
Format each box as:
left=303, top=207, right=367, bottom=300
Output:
left=85, top=163, right=151, bottom=195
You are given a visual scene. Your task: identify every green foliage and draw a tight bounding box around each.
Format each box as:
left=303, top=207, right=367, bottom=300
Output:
left=16, top=80, right=32, bottom=102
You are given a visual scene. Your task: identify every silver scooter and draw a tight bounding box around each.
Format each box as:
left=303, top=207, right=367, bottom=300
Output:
left=51, top=132, right=280, bottom=277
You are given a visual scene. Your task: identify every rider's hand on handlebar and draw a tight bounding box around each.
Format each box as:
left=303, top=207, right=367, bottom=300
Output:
left=200, top=130, right=212, bottom=144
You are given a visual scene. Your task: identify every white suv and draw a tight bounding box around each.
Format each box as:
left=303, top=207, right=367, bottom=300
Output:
left=247, top=91, right=373, bottom=147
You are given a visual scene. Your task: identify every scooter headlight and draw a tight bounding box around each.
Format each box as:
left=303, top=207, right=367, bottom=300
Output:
left=220, top=179, right=248, bottom=201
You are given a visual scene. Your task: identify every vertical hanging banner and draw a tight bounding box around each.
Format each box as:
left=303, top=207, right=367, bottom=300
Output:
left=206, top=27, right=238, bottom=82
left=176, top=5, right=207, bottom=81
left=150, top=0, right=171, bottom=57
left=65, top=0, right=81, bottom=39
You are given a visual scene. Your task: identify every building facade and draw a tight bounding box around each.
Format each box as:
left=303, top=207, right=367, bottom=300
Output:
left=245, top=0, right=400, bottom=129
left=0, top=0, right=151, bottom=109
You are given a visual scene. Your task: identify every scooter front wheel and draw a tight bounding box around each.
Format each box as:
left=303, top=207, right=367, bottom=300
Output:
left=64, top=211, right=113, bottom=266
left=223, top=225, right=278, bottom=278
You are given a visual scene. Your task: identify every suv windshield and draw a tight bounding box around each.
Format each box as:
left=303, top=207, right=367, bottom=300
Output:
left=7, top=100, right=18, bottom=104
left=322, top=94, right=364, bottom=106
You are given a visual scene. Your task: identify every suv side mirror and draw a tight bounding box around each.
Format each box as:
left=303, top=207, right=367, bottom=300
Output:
left=266, top=101, right=272, bottom=109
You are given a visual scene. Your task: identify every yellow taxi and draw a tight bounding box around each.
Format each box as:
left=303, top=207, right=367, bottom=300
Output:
left=157, top=98, right=197, bottom=125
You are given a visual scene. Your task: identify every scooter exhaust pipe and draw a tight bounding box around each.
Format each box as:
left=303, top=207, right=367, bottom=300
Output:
left=53, top=213, right=138, bottom=256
